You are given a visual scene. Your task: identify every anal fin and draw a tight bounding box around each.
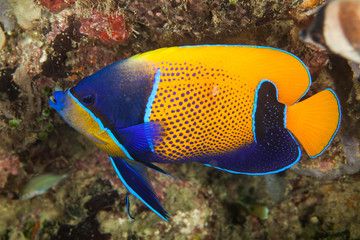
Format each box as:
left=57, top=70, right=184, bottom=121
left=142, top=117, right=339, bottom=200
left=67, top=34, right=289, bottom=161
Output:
left=203, top=127, right=301, bottom=174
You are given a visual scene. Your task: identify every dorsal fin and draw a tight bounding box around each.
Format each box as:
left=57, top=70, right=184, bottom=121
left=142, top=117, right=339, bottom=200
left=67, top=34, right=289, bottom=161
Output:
left=133, top=45, right=311, bottom=105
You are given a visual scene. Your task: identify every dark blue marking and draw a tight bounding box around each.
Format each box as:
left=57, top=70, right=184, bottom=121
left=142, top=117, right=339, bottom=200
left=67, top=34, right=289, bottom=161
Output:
left=202, top=127, right=301, bottom=174
left=70, top=58, right=156, bottom=131
left=252, top=79, right=280, bottom=143
left=196, top=81, right=301, bottom=174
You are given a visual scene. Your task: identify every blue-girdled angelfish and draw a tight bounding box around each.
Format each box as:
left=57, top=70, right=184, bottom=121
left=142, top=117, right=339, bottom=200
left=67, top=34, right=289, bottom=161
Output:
left=49, top=45, right=341, bottom=220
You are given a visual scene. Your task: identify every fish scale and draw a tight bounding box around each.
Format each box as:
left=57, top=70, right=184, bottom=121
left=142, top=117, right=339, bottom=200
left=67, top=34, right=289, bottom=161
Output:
left=148, top=62, right=255, bottom=161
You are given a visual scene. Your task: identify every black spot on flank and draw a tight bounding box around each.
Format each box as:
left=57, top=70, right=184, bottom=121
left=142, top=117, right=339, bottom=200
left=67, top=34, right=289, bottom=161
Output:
left=254, top=81, right=286, bottom=140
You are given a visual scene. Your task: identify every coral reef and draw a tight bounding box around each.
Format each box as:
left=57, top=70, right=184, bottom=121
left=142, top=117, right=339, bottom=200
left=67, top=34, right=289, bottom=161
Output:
left=78, top=9, right=130, bottom=45
left=40, top=0, right=75, bottom=14
left=0, top=0, right=360, bottom=239
left=0, top=0, right=15, bottom=32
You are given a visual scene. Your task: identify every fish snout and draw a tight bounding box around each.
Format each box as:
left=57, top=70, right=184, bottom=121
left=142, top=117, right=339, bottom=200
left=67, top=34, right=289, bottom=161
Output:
left=49, top=91, right=66, bottom=112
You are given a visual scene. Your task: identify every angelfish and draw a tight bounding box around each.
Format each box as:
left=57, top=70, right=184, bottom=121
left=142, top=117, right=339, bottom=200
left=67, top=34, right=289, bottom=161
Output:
left=49, top=45, right=341, bottom=220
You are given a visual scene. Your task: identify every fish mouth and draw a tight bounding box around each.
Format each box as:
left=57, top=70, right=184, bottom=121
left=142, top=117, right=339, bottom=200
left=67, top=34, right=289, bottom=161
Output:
left=49, top=91, right=66, bottom=112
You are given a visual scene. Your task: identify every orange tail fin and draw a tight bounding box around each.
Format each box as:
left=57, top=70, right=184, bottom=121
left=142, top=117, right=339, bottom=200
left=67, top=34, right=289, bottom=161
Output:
left=285, top=89, right=341, bottom=157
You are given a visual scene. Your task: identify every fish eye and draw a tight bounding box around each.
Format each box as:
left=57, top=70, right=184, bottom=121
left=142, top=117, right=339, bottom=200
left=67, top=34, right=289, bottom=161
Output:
left=81, top=95, right=95, bottom=105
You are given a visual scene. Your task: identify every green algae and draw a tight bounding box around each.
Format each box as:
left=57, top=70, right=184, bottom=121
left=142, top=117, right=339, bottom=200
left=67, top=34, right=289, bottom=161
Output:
left=41, top=108, right=50, bottom=118
left=8, top=119, right=21, bottom=128
left=41, top=86, right=51, bottom=95
left=37, top=131, right=48, bottom=141
left=44, top=122, right=54, bottom=132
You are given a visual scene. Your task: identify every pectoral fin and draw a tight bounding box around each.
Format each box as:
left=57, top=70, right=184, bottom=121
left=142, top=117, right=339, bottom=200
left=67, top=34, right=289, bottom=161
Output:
left=87, top=130, right=108, bottom=145
left=114, top=121, right=163, bottom=157
left=110, top=156, right=169, bottom=220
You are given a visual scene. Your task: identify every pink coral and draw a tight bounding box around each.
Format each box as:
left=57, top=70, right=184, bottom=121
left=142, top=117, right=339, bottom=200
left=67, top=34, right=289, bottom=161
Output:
left=0, top=151, right=20, bottom=188
left=45, top=11, right=71, bottom=44
left=40, top=0, right=75, bottom=14
left=79, top=9, right=131, bottom=45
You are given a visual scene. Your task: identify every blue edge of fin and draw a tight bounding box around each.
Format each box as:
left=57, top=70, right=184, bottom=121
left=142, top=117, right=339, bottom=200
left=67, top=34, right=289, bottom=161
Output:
left=110, top=156, right=170, bottom=221
left=125, top=195, right=135, bottom=220
left=308, top=88, right=341, bottom=158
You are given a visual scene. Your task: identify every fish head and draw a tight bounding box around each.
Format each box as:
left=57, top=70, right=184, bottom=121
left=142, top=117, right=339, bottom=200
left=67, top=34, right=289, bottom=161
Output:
left=49, top=77, right=127, bottom=153
left=49, top=60, right=125, bottom=128
left=49, top=87, right=105, bottom=143
left=49, top=59, right=155, bottom=154
left=67, top=60, right=154, bottom=129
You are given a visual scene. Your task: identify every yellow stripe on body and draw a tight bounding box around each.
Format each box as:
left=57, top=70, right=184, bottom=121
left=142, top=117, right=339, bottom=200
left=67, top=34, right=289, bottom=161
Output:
left=133, top=46, right=311, bottom=161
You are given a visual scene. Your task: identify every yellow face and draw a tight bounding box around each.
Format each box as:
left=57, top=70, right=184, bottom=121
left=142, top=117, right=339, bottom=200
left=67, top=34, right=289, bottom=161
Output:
left=50, top=90, right=132, bottom=159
